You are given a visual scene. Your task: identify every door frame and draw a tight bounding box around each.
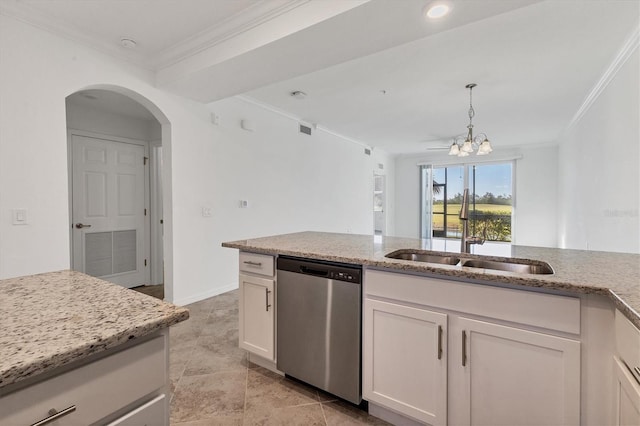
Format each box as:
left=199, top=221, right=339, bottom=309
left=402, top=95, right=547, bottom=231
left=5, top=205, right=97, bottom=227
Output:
left=67, top=129, right=153, bottom=286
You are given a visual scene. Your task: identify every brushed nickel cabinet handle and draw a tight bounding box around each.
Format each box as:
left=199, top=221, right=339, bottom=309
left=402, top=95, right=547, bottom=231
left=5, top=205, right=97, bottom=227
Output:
left=437, top=325, right=443, bottom=360
left=31, top=405, right=76, bottom=426
left=462, top=330, right=467, bottom=367
left=265, top=288, right=272, bottom=311
left=243, top=261, right=262, bottom=267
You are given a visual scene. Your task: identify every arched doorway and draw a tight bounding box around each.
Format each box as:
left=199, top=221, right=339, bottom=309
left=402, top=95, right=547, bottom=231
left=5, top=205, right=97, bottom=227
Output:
left=65, top=85, right=174, bottom=302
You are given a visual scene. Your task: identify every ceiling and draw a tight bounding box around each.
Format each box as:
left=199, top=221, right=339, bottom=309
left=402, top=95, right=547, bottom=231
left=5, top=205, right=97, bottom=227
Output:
left=5, top=0, right=637, bottom=155
left=1, top=0, right=301, bottom=68
left=243, top=0, right=640, bottom=154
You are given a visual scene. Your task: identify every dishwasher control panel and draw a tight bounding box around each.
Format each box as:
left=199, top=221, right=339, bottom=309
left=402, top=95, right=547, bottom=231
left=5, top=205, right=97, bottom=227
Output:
left=277, top=256, right=362, bottom=284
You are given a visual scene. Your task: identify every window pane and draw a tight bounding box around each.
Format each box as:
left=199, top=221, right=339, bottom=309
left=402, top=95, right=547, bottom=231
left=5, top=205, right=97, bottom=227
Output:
left=470, top=163, right=512, bottom=242
left=432, top=166, right=465, bottom=238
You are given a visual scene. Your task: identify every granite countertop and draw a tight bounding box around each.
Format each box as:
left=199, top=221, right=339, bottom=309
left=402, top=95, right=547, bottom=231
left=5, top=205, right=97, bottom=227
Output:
left=0, top=270, right=189, bottom=391
left=223, top=231, right=640, bottom=328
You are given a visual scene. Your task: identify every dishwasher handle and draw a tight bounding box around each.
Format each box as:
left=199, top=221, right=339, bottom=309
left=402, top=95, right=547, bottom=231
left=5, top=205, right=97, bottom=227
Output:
left=299, top=266, right=329, bottom=277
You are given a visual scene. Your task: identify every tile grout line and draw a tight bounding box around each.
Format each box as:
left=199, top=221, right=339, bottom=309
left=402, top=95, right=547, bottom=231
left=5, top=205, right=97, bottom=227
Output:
left=319, top=400, right=330, bottom=426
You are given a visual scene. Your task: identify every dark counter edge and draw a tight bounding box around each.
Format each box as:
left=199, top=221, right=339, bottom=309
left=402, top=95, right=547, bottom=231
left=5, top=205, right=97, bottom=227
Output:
left=222, top=241, right=640, bottom=329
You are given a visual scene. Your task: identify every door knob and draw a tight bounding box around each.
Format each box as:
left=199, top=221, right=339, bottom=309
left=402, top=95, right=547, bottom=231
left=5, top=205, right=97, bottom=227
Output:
left=75, top=223, right=92, bottom=229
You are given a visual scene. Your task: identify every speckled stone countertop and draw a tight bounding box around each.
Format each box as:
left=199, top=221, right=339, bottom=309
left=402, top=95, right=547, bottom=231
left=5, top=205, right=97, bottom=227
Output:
left=0, top=270, right=189, bottom=391
left=223, top=231, right=640, bottom=328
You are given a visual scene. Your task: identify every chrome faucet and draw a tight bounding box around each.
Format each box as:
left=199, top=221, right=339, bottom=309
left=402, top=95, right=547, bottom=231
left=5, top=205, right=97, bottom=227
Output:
left=459, top=188, right=485, bottom=253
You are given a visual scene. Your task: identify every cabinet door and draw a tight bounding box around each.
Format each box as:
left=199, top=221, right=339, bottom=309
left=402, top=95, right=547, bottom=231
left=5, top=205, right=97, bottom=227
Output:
left=363, top=298, right=447, bottom=425
left=453, top=317, right=580, bottom=426
left=239, top=274, right=275, bottom=360
left=614, top=356, right=640, bottom=426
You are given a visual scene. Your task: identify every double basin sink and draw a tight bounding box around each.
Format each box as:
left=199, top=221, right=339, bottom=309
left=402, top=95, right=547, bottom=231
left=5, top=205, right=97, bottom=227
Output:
left=386, top=250, right=554, bottom=275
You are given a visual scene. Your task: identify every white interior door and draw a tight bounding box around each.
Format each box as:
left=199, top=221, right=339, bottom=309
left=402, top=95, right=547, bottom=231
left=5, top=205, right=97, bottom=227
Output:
left=72, top=135, right=147, bottom=288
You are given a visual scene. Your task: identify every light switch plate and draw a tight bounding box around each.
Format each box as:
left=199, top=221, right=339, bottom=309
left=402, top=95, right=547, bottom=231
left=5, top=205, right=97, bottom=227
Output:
left=12, top=208, right=28, bottom=225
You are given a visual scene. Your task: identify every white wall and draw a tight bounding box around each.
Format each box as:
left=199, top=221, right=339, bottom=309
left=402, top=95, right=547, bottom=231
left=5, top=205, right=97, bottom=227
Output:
left=514, top=145, right=558, bottom=247
left=557, top=48, right=639, bottom=253
left=0, top=15, right=389, bottom=305
left=392, top=147, right=559, bottom=247
left=0, top=14, right=208, bottom=305
left=66, top=100, right=160, bottom=142
left=393, top=155, right=423, bottom=239
left=204, top=96, right=387, bottom=240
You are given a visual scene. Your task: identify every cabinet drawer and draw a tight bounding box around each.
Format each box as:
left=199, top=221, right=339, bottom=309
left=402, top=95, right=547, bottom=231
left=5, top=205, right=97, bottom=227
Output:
left=616, top=310, right=640, bottom=382
left=365, top=269, right=580, bottom=334
left=106, top=394, right=166, bottom=426
left=0, top=336, right=166, bottom=426
left=240, top=252, right=274, bottom=277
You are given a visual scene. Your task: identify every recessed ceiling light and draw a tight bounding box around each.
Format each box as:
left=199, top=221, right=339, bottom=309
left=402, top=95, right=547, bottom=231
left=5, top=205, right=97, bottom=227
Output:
left=425, top=3, right=450, bottom=19
left=120, top=38, right=137, bottom=49
left=290, top=91, right=307, bottom=99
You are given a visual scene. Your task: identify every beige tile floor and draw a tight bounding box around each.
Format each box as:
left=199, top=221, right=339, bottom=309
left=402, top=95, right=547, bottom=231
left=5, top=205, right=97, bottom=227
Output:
left=169, top=290, right=390, bottom=425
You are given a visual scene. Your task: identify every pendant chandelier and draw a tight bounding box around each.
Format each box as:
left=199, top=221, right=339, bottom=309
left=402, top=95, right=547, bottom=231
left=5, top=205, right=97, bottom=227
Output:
left=448, top=83, right=493, bottom=157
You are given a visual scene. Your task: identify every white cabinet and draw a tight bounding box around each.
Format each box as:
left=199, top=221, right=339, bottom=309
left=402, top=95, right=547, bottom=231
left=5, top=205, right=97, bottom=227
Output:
left=0, top=333, right=168, bottom=425
left=363, top=299, right=447, bottom=425
left=450, top=317, right=580, bottom=426
left=613, top=356, right=640, bottom=425
left=238, top=252, right=276, bottom=362
left=363, top=269, right=581, bottom=426
left=614, top=310, right=640, bottom=425
left=239, top=273, right=275, bottom=360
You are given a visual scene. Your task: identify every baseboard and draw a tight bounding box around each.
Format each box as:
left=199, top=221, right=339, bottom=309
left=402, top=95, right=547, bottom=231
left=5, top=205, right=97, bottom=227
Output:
left=247, top=353, right=283, bottom=375
left=368, top=402, right=426, bottom=426
left=172, top=281, right=238, bottom=306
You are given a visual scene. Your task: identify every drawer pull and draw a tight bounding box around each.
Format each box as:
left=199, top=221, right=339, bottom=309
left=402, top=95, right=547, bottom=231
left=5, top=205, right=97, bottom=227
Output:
left=32, top=405, right=76, bottom=426
left=243, top=261, right=263, bottom=267
left=437, top=325, right=443, bottom=360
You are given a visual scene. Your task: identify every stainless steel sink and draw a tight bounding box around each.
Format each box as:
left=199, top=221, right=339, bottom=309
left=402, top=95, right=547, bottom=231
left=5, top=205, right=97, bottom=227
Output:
left=385, top=250, right=460, bottom=265
left=385, top=249, right=554, bottom=275
left=461, top=259, right=554, bottom=275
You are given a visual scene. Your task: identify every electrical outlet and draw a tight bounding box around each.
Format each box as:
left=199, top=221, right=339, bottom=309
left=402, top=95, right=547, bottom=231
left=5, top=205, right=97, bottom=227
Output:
left=12, top=209, right=28, bottom=225
left=202, top=207, right=212, bottom=217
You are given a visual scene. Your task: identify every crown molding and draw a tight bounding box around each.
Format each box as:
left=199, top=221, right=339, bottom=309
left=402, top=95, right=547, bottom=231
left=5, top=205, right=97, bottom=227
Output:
left=0, top=0, right=313, bottom=72
left=564, top=23, right=640, bottom=133
left=153, top=0, right=309, bottom=69
left=0, top=0, right=154, bottom=70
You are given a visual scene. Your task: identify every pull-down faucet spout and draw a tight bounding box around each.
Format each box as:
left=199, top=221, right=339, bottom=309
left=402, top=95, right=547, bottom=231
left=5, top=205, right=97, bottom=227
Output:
left=459, top=188, right=485, bottom=253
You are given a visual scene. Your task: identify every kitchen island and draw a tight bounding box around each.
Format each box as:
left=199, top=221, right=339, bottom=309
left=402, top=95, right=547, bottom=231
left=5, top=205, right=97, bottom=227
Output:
left=223, top=231, right=640, bottom=326
left=224, top=231, right=640, bottom=426
left=0, top=270, right=189, bottom=425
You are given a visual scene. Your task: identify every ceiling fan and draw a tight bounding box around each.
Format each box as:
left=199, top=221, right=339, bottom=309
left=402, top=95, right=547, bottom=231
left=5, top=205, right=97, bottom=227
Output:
left=421, top=135, right=464, bottom=152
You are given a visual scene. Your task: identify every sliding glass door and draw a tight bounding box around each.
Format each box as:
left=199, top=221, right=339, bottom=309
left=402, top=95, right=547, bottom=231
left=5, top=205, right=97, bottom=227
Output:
left=422, top=162, right=513, bottom=242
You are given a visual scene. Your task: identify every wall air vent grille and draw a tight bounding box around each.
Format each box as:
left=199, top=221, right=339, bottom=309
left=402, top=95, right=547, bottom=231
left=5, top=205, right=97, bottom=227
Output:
left=299, top=124, right=312, bottom=135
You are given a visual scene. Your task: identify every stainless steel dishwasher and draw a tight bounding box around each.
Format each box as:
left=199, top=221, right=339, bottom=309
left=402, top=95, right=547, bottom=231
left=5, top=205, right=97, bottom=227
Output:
left=276, top=256, right=362, bottom=404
